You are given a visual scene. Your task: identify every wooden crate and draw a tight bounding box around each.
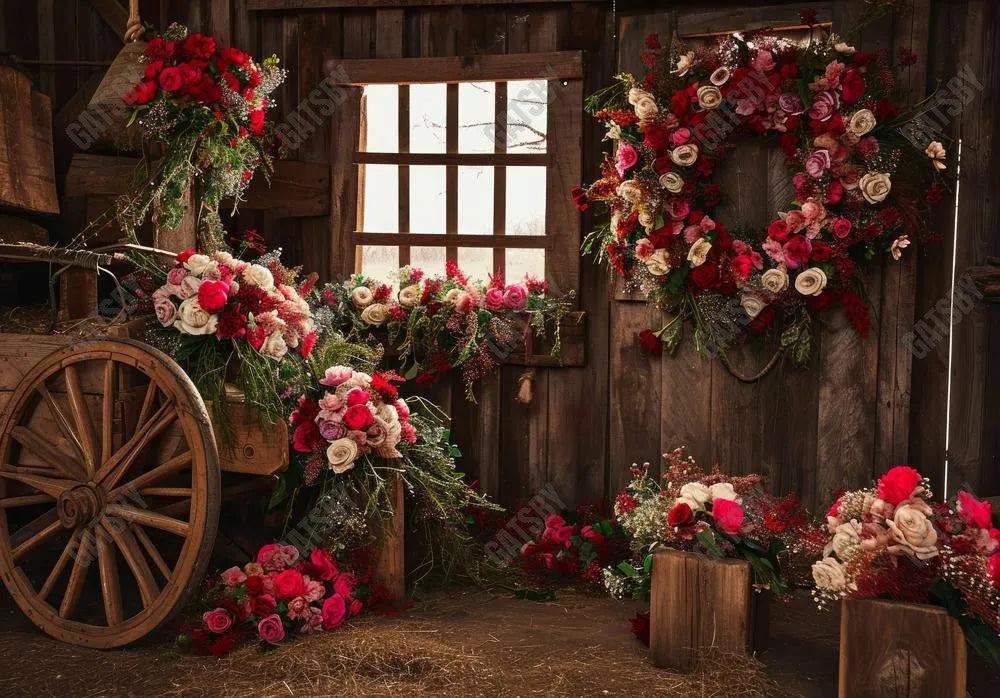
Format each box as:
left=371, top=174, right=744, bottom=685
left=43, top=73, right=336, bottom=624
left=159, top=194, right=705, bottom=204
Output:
left=0, top=66, right=58, bottom=215
left=839, top=598, right=966, bottom=698
left=649, top=548, right=765, bottom=671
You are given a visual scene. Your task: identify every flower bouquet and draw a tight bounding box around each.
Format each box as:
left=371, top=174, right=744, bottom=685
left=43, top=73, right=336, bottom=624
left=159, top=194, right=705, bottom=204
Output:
left=117, top=23, right=286, bottom=248
left=813, top=466, right=1000, bottom=664
left=517, top=511, right=631, bottom=589
left=178, top=543, right=365, bottom=656
left=576, top=8, right=947, bottom=363
left=311, top=262, right=572, bottom=399
left=146, top=246, right=316, bottom=426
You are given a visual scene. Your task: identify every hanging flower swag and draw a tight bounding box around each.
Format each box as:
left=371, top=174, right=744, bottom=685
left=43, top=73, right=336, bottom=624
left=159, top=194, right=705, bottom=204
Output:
left=575, top=10, right=948, bottom=366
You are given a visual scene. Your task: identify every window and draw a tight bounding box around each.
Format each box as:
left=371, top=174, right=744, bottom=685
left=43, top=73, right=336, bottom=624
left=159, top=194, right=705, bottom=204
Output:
left=333, top=53, right=583, bottom=295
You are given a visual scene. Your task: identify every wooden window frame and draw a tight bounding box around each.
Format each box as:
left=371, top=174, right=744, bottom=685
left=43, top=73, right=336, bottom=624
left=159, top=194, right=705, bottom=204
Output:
left=329, top=51, right=584, bottom=300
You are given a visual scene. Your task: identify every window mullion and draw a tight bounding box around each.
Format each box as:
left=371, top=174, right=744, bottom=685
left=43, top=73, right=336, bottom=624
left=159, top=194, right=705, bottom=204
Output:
left=445, top=83, right=458, bottom=263
left=398, top=85, right=410, bottom=267
left=493, top=82, right=507, bottom=277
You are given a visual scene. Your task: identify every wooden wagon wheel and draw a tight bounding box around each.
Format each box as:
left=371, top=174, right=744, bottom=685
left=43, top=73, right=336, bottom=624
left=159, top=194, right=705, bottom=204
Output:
left=0, top=338, right=220, bottom=648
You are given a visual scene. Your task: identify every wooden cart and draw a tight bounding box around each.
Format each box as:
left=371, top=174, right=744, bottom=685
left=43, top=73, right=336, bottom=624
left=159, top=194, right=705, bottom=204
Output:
left=0, top=246, right=288, bottom=648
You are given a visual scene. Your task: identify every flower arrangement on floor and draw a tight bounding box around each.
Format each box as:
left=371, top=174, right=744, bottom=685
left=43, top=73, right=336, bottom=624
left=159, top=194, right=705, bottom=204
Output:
left=178, top=543, right=366, bottom=655
left=575, top=8, right=946, bottom=364
left=117, top=23, right=286, bottom=248
left=145, top=244, right=316, bottom=428
left=812, top=465, right=1000, bottom=662
left=518, top=510, right=631, bottom=588
left=603, top=449, right=823, bottom=601
left=311, top=262, right=572, bottom=400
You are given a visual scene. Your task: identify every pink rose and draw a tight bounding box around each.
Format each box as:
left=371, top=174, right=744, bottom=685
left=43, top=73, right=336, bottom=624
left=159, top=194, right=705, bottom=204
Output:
left=220, top=566, right=247, bottom=587
left=343, top=404, right=374, bottom=431
left=321, top=593, right=347, bottom=630
left=778, top=92, right=805, bottom=115
left=153, top=295, right=176, bottom=327
left=801, top=200, right=825, bottom=221
left=666, top=199, right=690, bottom=221
left=345, top=387, right=370, bottom=407
left=306, top=547, right=338, bottom=581
left=832, top=218, right=852, bottom=238
left=671, top=127, right=691, bottom=146
left=318, top=393, right=343, bottom=411
left=349, top=598, right=363, bottom=616
left=319, top=365, right=354, bottom=387
left=334, top=572, right=357, bottom=599
left=712, top=499, right=745, bottom=535
left=257, top=613, right=286, bottom=643
left=166, top=266, right=189, bottom=285
left=279, top=544, right=300, bottom=566
left=256, top=543, right=285, bottom=572
left=782, top=235, right=812, bottom=269
left=304, top=577, right=325, bottom=602
left=805, top=149, right=831, bottom=178
left=503, top=284, right=527, bottom=310
left=202, top=608, right=232, bottom=634
left=616, top=143, right=639, bottom=177
left=783, top=210, right=806, bottom=233
left=287, top=596, right=311, bottom=620
left=455, top=292, right=475, bottom=313
left=807, top=90, right=840, bottom=122
left=635, top=238, right=655, bottom=260
left=753, top=49, right=775, bottom=72
left=484, top=287, right=505, bottom=310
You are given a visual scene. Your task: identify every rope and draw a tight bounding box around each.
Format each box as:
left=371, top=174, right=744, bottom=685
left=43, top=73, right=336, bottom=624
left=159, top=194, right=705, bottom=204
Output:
left=124, top=0, right=144, bottom=42
left=717, top=347, right=784, bottom=383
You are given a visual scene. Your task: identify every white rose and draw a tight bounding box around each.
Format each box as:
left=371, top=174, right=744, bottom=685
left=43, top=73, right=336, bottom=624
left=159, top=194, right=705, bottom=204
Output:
left=708, top=482, right=740, bottom=503
left=679, top=482, right=711, bottom=510
left=670, top=143, right=699, bottom=167
left=184, top=254, right=212, bottom=276
left=243, top=264, right=275, bottom=291
left=634, top=95, right=659, bottom=121
left=644, top=249, right=672, bottom=277
left=761, top=267, right=789, bottom=293
left=617, top=180, right=642, bottom=203
left=834, top=41, right=856, bottom=55
left=687, top=237, right=712, bottom=267
left=398, top=284, right=421, bottom=308
left=741, top=295, right=766, bottom=319
left=173, top=297, right=218, bottom=335
left=351, top=286, right=374, bottom=308
left=258, top=330, right=288, bottom=361
left=794, top=268, right=828, bottom=296
left=178, top=275, right=202, bottom=300
left=326, top=438, right=359, bottom=474
left=847, top=109, right=877, bottom=136
left=627, top=87, right=654, bottom=106
left=660, top=171, right=684, bottom=193
left=858, top=172, right=891, bottom=203
left=887, top=503, right=939, bottom=560
left=214, top=251, right=237, bottom=268
left=360, top=303, right=388, bottom=326
left=812, top=557, right=848, bottom=593
left=829, top=521, right=862, bottom=560
left=710, top=67, right=731, bottom=85
left=673, top=51, right=696, bottom=76
left=638, top=210, right=656, bottom=233
left=443, top=288, right=462, bottom=304
left=696, top=85, right=723, bottom=110
left=605, top=123, right=622, bottom=141
left=375, top=402, right=400, bottom=428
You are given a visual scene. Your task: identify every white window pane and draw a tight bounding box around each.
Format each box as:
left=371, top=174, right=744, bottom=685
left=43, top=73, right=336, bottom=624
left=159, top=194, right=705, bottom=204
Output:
left=458, top=247, right=494, bottom=282
left=459, top=82, right=496, bottom=153
left=409, top=165, right=446, bottom=233
left=458, top=166, right=494, bottom=235
left=363, top=85, right=398, bottom=153
left=410, top=247, right=446, bottom=277
left=506, top=80, right=547, bottom=153
left=361, top=245, right=398, bottom=280
left=505, top=166, right=546, bottom=235
left=409, top=83, right=446, bottom=154
left=361, top=164, right=398, bottom=232
left=506, top=249, right=545, bottom=282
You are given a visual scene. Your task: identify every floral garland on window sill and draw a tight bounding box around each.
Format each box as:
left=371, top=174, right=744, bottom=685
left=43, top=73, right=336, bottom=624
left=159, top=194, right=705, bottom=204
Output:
left=574, top=8, right=948, bottom=367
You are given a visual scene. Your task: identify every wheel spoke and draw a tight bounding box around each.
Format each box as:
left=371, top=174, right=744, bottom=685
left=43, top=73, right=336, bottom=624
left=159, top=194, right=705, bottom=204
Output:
left=108, top=451, right=191, bottom=501
left=12, top=517, right=62, bottom=561
left=37, top=385, right=90, bottom=476
left=9, top=426, right=86, bottom=480
left=101, top=360, right=117, bottom=467
left=95, top=400, right=176, bottom=490
left=59, top=530, right=94, bottom=619
left=131, top=524, right=172, bottom=580
left=0, top=467, right=73, bottom=500
left=104, top=504, right=189, bottom=537
left=96, top=526, right=123, bottom=626
left=101, top=519, right=159, bottom=607
left=137, top=487, right=192, bottom=498
left=39, top=529, right=82, bottom=601
left=0, top=493, right=54, bottom=509
left=63, top=364, right=100, bottom=474
left=135, top=380, right=159, bottom=432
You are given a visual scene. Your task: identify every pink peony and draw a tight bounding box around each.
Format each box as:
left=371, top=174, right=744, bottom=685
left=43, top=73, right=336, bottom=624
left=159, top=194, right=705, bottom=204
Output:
left=671, top=127, right=691, bottom=146
left=153, top=295, right=176, bottom=327
left=286, top=596, right=312, bottom=620
left=753, top=49, right=775, bottom=72
left=616, top=143, right=639, bottom=177
left=220, top=566, right=247, bottom=587
left=256, top=543, right=285, bottom=572
left=304, top=577, right=326, bottom=602
left=503, top=284, right=527, bottom=310
left=712, top=499, right=745, bottom=535
left=318, top=393, right=343, bottom=411
left=166, top=266, right=189, bottom=285
left=334, top=572, right=357, bottom=599
left=257, top=613, right=286, bottom=643
left=321, top=593, right=347, bottom=630
left=484, top=287, right=505, bottom=310
left=202, top=608, right=232, bottom=634
left=279, top=545, right=300, bottom=566
left=805, top=150, right=831, bottom=178
left=807, top=90, right=840, bottom=121
left=957, top=491, right=992, bottom=529
left=635, top=238, right=655, bottom=260
left=319, top=365, right=354, bottom=387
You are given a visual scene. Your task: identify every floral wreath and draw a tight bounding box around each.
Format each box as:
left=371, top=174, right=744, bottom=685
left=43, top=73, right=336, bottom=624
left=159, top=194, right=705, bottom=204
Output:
left=574, top=9, right=947, bottom=369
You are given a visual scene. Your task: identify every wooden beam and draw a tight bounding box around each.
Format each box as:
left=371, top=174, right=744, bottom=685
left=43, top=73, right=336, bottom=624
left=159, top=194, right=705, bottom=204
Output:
left=85, top=0, right=128, bottom=42
left=250, top=0, right=602, bottom=9
left=352, top=232, right=551, bottom=249
left=326, top=51, right=584, bottom=85
left=355, top=151, right=547, bottom=166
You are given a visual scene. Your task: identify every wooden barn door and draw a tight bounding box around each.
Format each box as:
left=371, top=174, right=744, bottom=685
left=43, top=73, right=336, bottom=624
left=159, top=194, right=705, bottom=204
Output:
left=610, top=1, right=930, bottom=510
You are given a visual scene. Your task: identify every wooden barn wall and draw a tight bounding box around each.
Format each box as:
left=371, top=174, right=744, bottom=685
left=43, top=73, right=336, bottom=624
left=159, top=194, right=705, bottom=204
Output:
left=1, top=0, right=997, bottom=511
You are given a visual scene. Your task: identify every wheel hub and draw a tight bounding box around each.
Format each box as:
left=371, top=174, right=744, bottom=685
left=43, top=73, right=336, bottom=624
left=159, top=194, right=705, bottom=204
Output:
left=56, top=484, right=104, bottom=528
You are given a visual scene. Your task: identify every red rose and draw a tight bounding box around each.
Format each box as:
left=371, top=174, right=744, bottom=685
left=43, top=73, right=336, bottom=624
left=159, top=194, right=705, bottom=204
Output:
left=779, top=63, right=798, bottom=80
left=806, top=290, right=837, bottom=313
left=643, top=123, right=670, bottom=153
left=343, top=404, right=374, bottom=431
left=767, top=219, right=791, bottom=243
left=157, top=66, right=184, bottom=92
left=748, top=306, right=775, bottom=335
left=637, top=328, right=662, bottom=356
left=197, top=278, right=230, bottom=313
left=668, top=502, right=695, bottom=528
left=957, top=491, right=992, bottom=529
left=630, top=612, right=651, bottom=646
left=321, top=593, right=347, bottom=630
left=826, top=181, right=844, bottom=204
left=345, top=387, right=370, bottom=407
left=176, top=249, right=196, bottom=263
left=841, top=69, right=865, bottom=103
left=182, top=33, right=217, bottom=60
left=250, top=593, right=276, bottom=617
left=689, top=264, right=719, bottom=289
left=249, top=108, right=266, bottom=136
left=272, top=569, right=306, bottom=600
left=712, top=499, right=745, bottom=535
left=877, top=465, right=923, bottom=505
left=145, top=37, right=176, bottom=60
left=245, top=575, right=265, bottom=594
left=143, top=60, right=163, bottom=80
left=782, top=235, right=812, bottom=269
left=731, top=254, right=755, bottom=281
left=334, top=572, right=357, bottom=599
left=123, top=79, right=158, bottom=106
left=305, top=547, right=339, bottom=582
left=831, top=218, right=852, bottom=239
left=292, top=421, right=322, bottom=453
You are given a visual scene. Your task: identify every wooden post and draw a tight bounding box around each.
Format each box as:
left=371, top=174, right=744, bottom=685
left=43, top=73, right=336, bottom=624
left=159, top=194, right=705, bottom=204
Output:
left=373, top=471, right=406, bottom=601
left=153, top=181, right=198, bottom=254
left=649, top=548, right=758, bottom=671
left=839, top=599, right=966, bottom=698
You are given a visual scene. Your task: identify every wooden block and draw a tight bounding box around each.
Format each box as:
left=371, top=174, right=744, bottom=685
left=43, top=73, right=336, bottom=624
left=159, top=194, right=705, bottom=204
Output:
left=205, top=398, right=290, bottom=476
left=649, top=548, right=757, bottom=671
left=58, top=267, right=100, bottom=321
left=839, top=598, right=966, bottom=698
left=0, top=66, right=59, bottom=215
left=373, top=470, right=406, bottom=600
left=0, top=214, right=49, bottom=244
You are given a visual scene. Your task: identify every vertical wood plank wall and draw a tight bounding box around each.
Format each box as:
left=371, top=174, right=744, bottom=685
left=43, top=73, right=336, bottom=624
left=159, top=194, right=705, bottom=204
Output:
left=2, top=0, right=997, bottom=510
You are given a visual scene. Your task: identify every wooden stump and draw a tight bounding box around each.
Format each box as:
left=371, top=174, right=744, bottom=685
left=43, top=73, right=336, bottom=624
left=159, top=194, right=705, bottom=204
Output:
left=649, top=548, right=760, bottom=671
left=839, top=599, right=966, bottom=698
left=373, top=471, right=406, bottom=600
